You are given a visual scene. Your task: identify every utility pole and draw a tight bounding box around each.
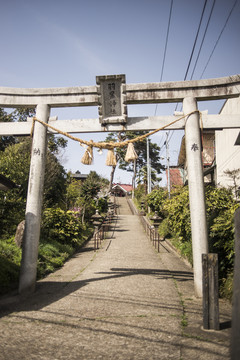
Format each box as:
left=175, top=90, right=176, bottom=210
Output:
left=166, top=132, right=171, bottom=198
left=147, top=138, right=151, bottom=194
left=132, top=159, right=136, bottom=199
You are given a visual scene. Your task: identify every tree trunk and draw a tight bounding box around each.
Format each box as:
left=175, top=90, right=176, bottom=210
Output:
left=132, top=160, right=136, bottom=198
left=82, top=205, right=86, bottom=224
left=109, top=165, right=116, bottom=192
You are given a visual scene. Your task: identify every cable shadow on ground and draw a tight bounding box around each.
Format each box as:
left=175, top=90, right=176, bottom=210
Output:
left=0, top=267, right=193, bottom=317
left=0, top=267, right=230, bottom=357
left=37, top=307, right=230, bottom=350
left=8, top=310, right=229, bottom=358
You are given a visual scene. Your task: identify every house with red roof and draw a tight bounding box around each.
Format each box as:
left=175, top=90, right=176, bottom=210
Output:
left=111, top=183, right=133, bottom=197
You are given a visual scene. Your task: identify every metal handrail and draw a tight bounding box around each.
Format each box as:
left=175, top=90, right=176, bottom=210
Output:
left=127, top=198, right=164, bottom=253
left=93, top=215, right=111, bottom=251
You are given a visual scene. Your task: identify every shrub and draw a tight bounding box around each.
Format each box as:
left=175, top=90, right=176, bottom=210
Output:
left=41, top=208, right=84, bottom=245
left=206, top=186, right=238, bottom=289
left=0, top=236, right=22, bottom=294
left=161, top=186, right=191, bottom=242
left=97, top=197, right=108, bottom=214
left=134, top=184, right=147, bottom=210
left=148, top=185, right=238, bottom=299
left=147, top=188, right=167, bottom=217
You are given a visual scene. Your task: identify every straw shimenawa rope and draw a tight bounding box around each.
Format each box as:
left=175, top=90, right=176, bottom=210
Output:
left=31, top=110, right=200, bottom=151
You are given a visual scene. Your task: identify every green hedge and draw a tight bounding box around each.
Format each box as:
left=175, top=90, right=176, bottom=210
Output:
left=0, top=208, right=94, bottom=295
left=147, top=185, right=238, bottom=300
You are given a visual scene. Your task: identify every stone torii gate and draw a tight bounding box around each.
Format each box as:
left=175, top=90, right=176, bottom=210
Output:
left=0, top=74, right=240, bottom=297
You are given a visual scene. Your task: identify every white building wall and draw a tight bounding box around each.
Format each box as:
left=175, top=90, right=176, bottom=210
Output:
left=215, top=96, right=240, bottom=189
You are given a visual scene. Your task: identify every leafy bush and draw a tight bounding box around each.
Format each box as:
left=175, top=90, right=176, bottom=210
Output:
left=0, top=236, right=22, bottom=294
left=0, top=207, right=94, bottom=294
left=205, top=186, right=238, bottom=297
left=97, top=197, right=108, bottom=214
left=38, top=209, right=93, bottom=278
left=0, top=138, right=67, bottom=238
left=41, top=208, right=85, bottom=245
left=147, top=188, right=168, bottom=217
left=147, top=185, right=238, bottom=299
left=161, top=186, right=191, bottom=242
left=133, top=184, right=147, bottom=210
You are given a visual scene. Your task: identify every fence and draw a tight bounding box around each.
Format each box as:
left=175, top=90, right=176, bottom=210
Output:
left=127, top=197, right=164, bottom=252
left=93, top=210, right=115, bottom=251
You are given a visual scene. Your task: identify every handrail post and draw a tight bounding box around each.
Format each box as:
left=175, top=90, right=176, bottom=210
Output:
left=202, top=253, right=219, bottom=330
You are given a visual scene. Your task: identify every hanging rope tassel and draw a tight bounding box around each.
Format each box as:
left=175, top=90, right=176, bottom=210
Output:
left=125, top=142, right=138, bottom=162
left=81, top=143, right=93, bottom=165
left=106, top=149, right=117, bottom=166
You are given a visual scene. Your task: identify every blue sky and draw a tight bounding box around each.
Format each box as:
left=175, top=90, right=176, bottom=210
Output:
left=1, top=0, right=239, bottom=185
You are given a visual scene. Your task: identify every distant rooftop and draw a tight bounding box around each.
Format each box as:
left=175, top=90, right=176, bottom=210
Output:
left=70, top=173, right=88, bottom=180
left=112, top=183, right=133, bottom=193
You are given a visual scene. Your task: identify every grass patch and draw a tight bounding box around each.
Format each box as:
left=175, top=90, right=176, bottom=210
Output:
left=173, top=279, right=188, bottom=331
left=0, top=236, right=21, bottom=295
left=0, top=224, right=94, bottom=295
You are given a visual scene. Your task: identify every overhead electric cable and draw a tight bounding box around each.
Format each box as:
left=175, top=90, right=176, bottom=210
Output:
left=154, top=0, right=173, bottom=117
left=159, top=0, right=173, bottom=83
left=183, top=0, right=208, bottom=81
left=200, top=0, right=238, bottom=78
left=190, top=0, right=216, bottom=80
left=154, top=0, right=174, bottom=157
left=175, top=0, right=208, bottom=111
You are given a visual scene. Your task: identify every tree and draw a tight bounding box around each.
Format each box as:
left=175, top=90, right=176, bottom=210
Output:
left=43, top=150, right=67, bottom=208
left=66, top=171, right=109, bottom=223
left=0, top=137, right=67, bottom=236
left=12, top=107, right=68, bottom=154
left=79, top=174, right=101, bottom=201
left=0, top=107, right=38, bottom=152
left=11, top=107, right=35, bottom=122
left=105, top=131, right=164, bottom=189
left=0, top=108, right=17, bottom=151
left=224, top=168, right=240, bottom=199
left=137, top=165, right=161, bottom=194
left=0, top=139, right=31, bottom=236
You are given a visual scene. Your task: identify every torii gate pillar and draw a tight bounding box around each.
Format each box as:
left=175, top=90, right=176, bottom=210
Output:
left=183, top=97, right=209, bottom=297
left=19, top=104, right=50, bottom=295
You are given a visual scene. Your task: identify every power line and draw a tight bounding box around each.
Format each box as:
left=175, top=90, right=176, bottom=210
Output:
left=159, top=0, right=173, bottom=83
left=190, top=0, right=216, bottom=80
left=154, top=0, right=173, bottom=117
left=154, top=0, right=174, bottom=158
left=175, top=0, right=208, bottom=111
left=216, top=147, right=240, bottom=172
left=160, top=1, right=238, bottom=167
left=172, top=1, right=209, bottom=147
left=183, top=0, right=208, bottom=81
left=200, top=0, right=238, bottom=78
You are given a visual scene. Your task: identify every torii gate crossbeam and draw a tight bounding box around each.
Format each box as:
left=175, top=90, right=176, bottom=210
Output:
left=1, top=114, right=240, bottom=136
left=1, top=74, right=239, bottom=297
left=0, top=74, right=239, bottom=107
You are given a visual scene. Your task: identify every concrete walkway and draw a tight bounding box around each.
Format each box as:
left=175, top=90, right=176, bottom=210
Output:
left=0, top=198, right=232, bottom=359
